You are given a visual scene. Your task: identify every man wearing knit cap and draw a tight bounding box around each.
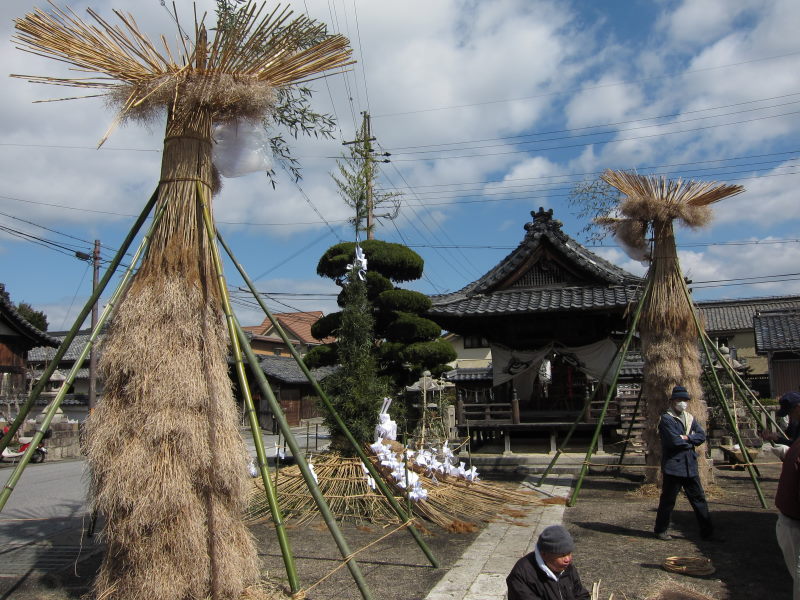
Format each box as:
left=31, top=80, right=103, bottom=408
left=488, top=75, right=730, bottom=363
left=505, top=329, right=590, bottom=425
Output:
left=653, top=385, right=713, bottom=541
left=506, top=525, right=589, bottom=600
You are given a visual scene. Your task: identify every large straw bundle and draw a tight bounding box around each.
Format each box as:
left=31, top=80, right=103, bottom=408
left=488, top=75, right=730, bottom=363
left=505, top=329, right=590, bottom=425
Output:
left=13, top=4, right=351, bottom=599
left=599, top=170, right=743, bottom=487
left=247, top=451, right=546, bottom=530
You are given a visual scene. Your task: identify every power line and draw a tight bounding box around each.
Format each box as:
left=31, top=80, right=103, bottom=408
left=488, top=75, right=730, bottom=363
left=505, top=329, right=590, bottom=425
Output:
left=387, top=93, right=800, bottom=152
left=383, top=109, right=800, bottom=162
left=373, top=50, right=800, bottom=118
left=376, top=150, right=799, bottom=191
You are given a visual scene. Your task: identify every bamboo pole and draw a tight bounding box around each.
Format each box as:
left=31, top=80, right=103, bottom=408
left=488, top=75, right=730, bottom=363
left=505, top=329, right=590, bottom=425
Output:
left=702, top=332, right=785, bottom=435
left=569, top=275, right=652, bottom=507
left=216, top=231, right=440, bottom=568
left=0, top=187, right=159, bottom=455
left=232, top=318, right=374, bottom=600
left=196, top=186, right=299, bottom=592
left=1, top=191, right=166, bottom=512
left=615, top=382, right=645, bottom=468
left=535, top=346, right=622, bottom=487
left=679, top=270, right=766, bottom=508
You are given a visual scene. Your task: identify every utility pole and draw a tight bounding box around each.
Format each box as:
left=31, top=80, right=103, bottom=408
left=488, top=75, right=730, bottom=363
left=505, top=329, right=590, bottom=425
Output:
left=363, top=113, right=374, bottom=240
left=88, top=239, right=100, bottom=412
left=343, top=112, right=376, bottom=239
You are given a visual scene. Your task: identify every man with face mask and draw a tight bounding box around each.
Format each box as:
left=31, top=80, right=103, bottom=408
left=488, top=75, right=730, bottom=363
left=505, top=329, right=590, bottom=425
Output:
left=653, top=385, right=713, bottom=541
left=773, top=391, right=800, bottom=600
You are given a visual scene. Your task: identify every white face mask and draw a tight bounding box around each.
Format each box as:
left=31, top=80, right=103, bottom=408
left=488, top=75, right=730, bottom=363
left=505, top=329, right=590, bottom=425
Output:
left=674, top=401, right=688, bottom=412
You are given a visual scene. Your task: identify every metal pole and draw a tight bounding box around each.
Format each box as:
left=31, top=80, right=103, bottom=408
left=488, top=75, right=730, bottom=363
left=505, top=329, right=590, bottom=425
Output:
left=217, top=231, right=439, bottom=568
left=0, top=188, right=159, bottom=455
left=197, top=189, right=300, bottom=593
left=569, top=275, right=652, bottom=507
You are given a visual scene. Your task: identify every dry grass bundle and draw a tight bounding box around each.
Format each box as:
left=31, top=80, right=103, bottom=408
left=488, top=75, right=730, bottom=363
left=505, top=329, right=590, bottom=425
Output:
left=11, top=4, right=356, bottom=598
left=84, top=275, right=258, bottom=600
left=598, top=170, right=742, bottom=487
left=247, top=451, right=546, bottom=531
left=645, top=580, right=718, bottom=600
left=600, top=170, right=743, bottom=229
left=13, top=3, right=354, bottom=140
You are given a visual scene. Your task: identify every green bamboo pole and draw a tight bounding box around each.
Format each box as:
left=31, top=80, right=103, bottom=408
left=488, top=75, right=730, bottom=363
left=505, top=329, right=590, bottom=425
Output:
left=196, top=186, right=299, bottom=593
left=615, top=382, right=645, bottom=468
left=232, top=318, right=374, bottom=600
left=1, top=192, right=167, bottom=513
left=679, top=271, right=767, bottom=508
left=535, top=344, right=624, bottom=486
left=0, top=188, right=160, bottom=455
left=534, top=391, right=591, bottom=487
left=701, top=332, right=784, bottom=435
left=217, top=230, right=440, bottom=568
left=568, top=275, right=652, bottom=507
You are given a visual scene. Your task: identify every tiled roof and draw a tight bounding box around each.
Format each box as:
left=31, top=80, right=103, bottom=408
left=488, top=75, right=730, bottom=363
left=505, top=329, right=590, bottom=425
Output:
left=697, top=295, right=800, bottom=333
left=0, top=288, right=59, bottom=348
left=430, top=208, right=641, bottom=316
left=258, top=355, right=337, bottom=384
left=28, top=331, right=101, bottom=363
left=443, top=367, right=492, bottom=382
left=244, top=311, right=334, bottom=344
left=430, top=286, right=640, bottom=317
left=754, top=309, right=800, bottom=353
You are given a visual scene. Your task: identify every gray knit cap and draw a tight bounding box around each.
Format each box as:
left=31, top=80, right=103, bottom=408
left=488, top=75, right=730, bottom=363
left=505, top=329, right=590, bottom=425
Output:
left=537, top=525, right=575, bottom=555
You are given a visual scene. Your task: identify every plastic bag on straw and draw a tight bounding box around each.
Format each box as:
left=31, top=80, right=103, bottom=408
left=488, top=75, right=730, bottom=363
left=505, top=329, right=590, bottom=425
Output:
left=212, top=121, right=271, bottom=177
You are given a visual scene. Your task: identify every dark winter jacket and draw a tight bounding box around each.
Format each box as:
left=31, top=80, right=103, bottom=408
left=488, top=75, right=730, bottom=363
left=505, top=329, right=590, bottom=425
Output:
left=659, top=410, right=706, bottom=478
left=506, top=552, right=590, bottom=600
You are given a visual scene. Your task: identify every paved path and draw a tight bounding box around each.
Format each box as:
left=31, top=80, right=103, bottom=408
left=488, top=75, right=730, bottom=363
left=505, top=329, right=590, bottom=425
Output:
left=425, top=475, right=573, bottom=600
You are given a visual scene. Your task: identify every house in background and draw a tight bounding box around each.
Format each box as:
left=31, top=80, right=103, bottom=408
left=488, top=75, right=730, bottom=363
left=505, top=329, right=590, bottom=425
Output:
left=27, top=330, right=100, bottom=421
left=754, top=308, right=800, bottom=397
left=697, top=295, right=800, bottom=397
left=245, top=355, right=337, bottom=429
left=242, top=311, right=333, bottom=357
left=0, top=287, right=58, bottom=405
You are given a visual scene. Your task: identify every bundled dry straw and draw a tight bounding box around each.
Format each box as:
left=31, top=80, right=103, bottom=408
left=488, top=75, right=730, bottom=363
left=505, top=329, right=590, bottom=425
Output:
left=598, top=170, right=743, bottom=486
left=247, top=450, right=546, bottom=531
left=13, top=3, right=352, bottom=599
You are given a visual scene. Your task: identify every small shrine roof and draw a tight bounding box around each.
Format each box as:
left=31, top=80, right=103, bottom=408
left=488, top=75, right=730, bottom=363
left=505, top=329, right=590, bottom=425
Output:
left=429, top=207, right=641, bottom=317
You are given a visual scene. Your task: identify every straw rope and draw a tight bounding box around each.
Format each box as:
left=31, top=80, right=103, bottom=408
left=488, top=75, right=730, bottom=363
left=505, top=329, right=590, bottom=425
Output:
left=297, top=520, right=413, bottom=596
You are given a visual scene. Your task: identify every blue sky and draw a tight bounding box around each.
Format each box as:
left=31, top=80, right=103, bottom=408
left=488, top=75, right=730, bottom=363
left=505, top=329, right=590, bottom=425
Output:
left=1, top=0, right=798, bottom=331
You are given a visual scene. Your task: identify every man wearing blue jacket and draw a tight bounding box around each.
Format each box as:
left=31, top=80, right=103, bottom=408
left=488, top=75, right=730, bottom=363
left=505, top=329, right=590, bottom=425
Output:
left=653, top=385, right=713, bottom=541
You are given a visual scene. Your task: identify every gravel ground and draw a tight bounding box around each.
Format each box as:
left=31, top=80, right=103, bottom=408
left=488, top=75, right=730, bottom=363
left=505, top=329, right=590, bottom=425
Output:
left=3, top=455, right=790, bottom=600
left=562, top=455, right=790, bottom=600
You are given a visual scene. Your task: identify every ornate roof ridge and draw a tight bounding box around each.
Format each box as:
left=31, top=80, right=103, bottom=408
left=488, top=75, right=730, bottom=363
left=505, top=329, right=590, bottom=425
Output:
left=430, top=207, right=640, bottom=305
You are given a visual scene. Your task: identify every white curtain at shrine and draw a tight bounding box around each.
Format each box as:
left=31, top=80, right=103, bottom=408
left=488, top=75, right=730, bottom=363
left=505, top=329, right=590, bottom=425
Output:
left=491, top=338, right=621, bottom=401
left=491, top=344, right=552, bottom=402
left=557, top=338, right=621, bottom=385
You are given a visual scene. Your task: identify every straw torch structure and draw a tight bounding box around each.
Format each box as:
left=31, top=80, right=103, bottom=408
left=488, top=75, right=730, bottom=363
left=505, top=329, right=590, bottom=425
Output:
left=598, top=170, right=743, bottom=487
left=13, top=4, right=351, bottom=599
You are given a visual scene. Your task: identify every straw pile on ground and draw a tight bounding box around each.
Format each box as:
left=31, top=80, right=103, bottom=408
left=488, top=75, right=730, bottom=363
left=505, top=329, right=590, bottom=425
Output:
left=13, top=4, right=351, bottom=600
left=599, top=170, right=743, bottom=487
left=247, top=448, right=547, bottom=531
